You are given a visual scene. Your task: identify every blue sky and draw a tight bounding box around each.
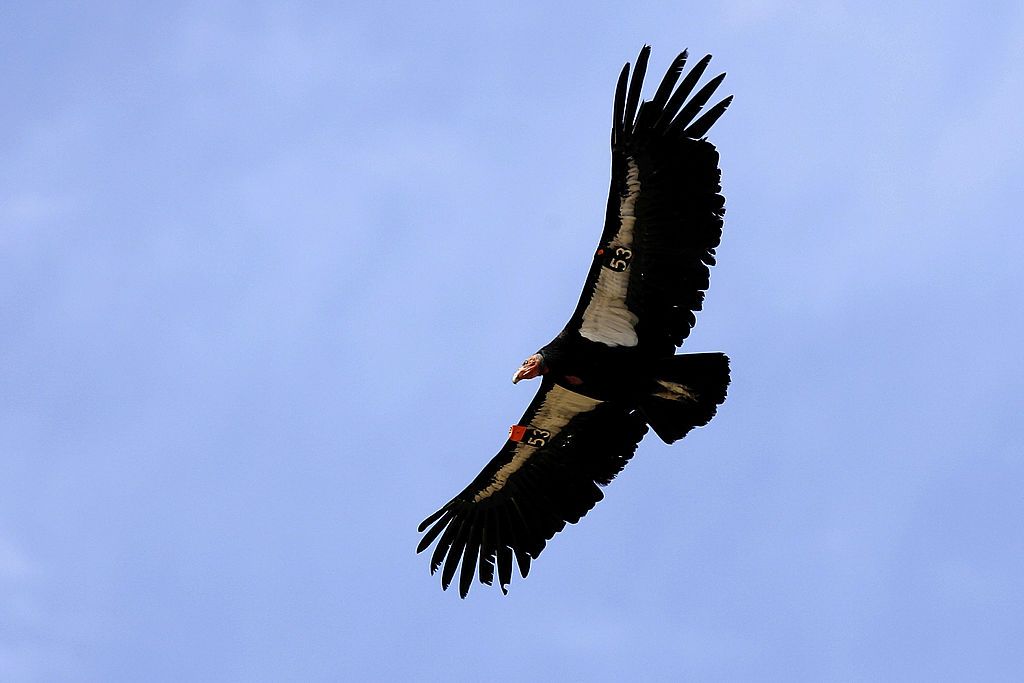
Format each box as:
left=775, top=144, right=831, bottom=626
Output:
left=3, top=1, right=1023, bottom=680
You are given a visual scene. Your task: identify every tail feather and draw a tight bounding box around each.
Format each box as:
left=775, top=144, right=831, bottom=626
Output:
left=640, top=352, right=729, bottom=444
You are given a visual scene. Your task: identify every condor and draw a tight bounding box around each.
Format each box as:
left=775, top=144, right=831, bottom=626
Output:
left=417, top=47, right=732, bottom=597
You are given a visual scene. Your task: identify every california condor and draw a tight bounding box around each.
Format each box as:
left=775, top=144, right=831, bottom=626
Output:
left=417, top=46, right=732, bottom=597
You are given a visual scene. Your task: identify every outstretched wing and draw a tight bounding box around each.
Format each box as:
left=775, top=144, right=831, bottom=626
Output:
left=566, top=46, right=730, bottom=355
left=416, top=377, right=648, bottom=597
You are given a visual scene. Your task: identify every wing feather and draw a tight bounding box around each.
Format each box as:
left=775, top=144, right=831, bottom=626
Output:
left=685, top=95, right=733, bottom=138
left=496, top=542, right=514, bottom=594
left=440, top=514, right=471, bottom=590
left=611, top=63, right=630, bottom=147
left=459, top=521, right=483, bottom=598
left=670, top=72, right=726, bottom=132
left=429, top=513, right=460, bottom=574
left=416, top=503, right=451, bottom=534
left=478, top=509, right=497, bottom=586
left=416, top=508, right=453, bottom=554
left=654, top=54, right=713, bottom=132
left=622, top=45, right=650, bottom=135
left=643, top=50, right=688, bottom=127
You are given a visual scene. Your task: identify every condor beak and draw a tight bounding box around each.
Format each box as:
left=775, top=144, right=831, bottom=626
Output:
left=513, top=354, right=542, bottom=384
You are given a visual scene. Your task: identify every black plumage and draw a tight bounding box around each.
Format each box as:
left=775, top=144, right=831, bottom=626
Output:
left=417, top=47, right=733, bottom=597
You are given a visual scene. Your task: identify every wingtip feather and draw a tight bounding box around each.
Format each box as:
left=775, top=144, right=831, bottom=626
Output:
left=669, top=72, right=727, bottom=132
left=417, top=503, right=451, bottom=533
left=685, top=94, right=733, bottom=138
left=653, top=53, right=713, bottom=131
left=458, top=532, right=481, bottom=598
left=416, top=512, right=452, bottom=554
left=612, top=62, right=630, bottom=146
left=622, top=46, right=651, bottom=137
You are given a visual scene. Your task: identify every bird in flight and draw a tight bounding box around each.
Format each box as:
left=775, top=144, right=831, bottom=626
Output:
left=417, top=46, right=732, bottom=597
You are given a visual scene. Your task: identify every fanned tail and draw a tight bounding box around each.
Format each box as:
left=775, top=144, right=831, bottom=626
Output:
left=639, top=352, right=729, bottom=444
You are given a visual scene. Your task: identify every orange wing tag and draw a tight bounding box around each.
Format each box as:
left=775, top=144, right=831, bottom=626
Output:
left=508, top=425, right=552, bottom=447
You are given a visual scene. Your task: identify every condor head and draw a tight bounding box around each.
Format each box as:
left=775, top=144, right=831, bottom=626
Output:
left=512, top=353, right=546, bottom=384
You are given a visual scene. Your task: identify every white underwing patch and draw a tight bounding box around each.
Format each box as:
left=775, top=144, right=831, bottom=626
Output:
left=580, top=158, right=641, bottom=347
left=473, top=385, right=602, bottom=502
